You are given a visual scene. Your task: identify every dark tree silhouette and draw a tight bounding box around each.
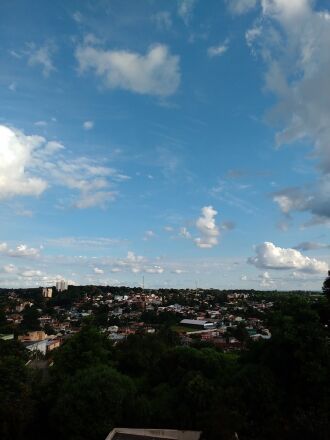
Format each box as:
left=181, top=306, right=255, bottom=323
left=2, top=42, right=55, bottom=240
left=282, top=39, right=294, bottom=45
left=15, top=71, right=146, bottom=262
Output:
left=322, top=270, right=330, bottom=300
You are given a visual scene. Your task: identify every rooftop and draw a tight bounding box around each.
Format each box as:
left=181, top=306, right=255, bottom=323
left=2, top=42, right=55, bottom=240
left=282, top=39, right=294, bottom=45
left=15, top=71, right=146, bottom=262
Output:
left=106, top=428, right=202, bottom=440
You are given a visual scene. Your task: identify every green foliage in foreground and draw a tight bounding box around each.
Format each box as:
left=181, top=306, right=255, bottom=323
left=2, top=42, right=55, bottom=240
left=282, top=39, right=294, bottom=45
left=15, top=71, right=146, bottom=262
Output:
left=0, top=296, right=329, bottom=440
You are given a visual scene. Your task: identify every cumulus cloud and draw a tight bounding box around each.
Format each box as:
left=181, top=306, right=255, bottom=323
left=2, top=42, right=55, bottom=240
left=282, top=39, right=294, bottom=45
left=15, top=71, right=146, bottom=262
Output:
left=0, top=243, right=40, bottom=258
left=248, top=241, right=328, bottom=273
left=272, top=178, right=330, bottom=225
left=112, top=251, right=164, bottom=275
left=243, top=1, right=330, bottom=224
left=76, top=42, right=180, bottom=97
left=178, top=207, right=227, bottom=248
left=0, top=124, right=128, bottom=209
left=8, top=244, right=40, bottom=258
left=0, top=125, right=48, bottom=199
left=194, top=206, right=220, bottom=248
left=208, top=39, right=229, bottom=57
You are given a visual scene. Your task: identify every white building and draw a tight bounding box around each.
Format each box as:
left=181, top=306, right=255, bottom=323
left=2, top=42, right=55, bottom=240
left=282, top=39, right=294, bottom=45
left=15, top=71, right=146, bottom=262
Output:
left=180, top=319, right=216, bottom=330
left=56, top=280, right=68, bottom=292
left=42, top=287, right=53, bottom=298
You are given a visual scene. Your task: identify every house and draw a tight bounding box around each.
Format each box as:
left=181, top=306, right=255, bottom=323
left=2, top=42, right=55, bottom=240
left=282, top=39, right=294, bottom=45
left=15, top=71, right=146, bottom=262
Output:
left=18, top=331, right=47, bottom=342
left=46, top=338, right=61, bottom=351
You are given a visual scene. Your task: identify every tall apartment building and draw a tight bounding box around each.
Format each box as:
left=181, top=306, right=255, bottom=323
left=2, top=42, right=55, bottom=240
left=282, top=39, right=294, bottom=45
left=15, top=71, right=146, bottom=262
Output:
left=42, top=287, right=53, bottom=298
left=56, top=280, right=68, bottom=292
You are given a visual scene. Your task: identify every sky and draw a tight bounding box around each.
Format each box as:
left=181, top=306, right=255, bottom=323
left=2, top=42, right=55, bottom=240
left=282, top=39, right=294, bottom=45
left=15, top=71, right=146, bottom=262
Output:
left=1, top=0, right=330, bottom=290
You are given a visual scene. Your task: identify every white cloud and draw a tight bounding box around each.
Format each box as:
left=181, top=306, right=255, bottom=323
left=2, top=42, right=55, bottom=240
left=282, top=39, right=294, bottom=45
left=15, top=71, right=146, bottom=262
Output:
left=152, top=11, right=172, bottom=30
left=73, top=11, right=83, bottom=23
left=0, top=243, right=40, bottom=258
left=76, top=42, right=180, bottom=97
left=74, top=190, right=116, bottom=209
left=220, top=221, right=236, bottom=231
left=272, top=180, right=330, bottom=224
left=47, top=237, right=123, bottom=248
left=111, top=251, right=164, bottom=275
left=9, top=244, right=40, bottom=258
left=83, top=120, right=94, bottom=130
left=293, top=241, right=330, bottom=251
left=145, top=265, right=164, bottom=274
left=0, top=125, right=48, bottom=199
left=243, top=1, right=330, bottom=224
left=94, top=267, right=104, bottom=274
left=258, top=271, right=275, bottom=287
left=43, top=141, right=65, bottom=155
left=172, top=268, right=186, bottom=274
left=34, top=121, right=47, bottom=127
left=194, top=206, right=220, bottom=248
left=111, top=267, right=122, bottom=273
left=180, top=227, right=191, bottom=239
left=3, top=264, right=17, bottom=274
left=0, top=243, right=7, bottom=253
left=227, top=0, right=257, bottom=15
left=208, top=39, right=229, bottom=58
left=9, top=82, right=17, bottom=92
left=178, top=0, right=197, bottom=25
left=248, top=241, right=328, bottom=273
left=261, top=0, right=311, bottom=21
left=143, top=230, right=155, bottom=240
left=26, top=42, right=56, bottom=76
left=0, top=124, right=128, bottom=209
left=21, top=270, right=43, bottom=278
left=245, top=26, right=262, bottom=51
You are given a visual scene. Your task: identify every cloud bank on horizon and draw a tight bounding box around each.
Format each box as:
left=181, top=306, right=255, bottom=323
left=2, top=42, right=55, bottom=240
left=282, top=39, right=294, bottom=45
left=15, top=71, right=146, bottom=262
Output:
left=0, top=0, right=329, bottom=290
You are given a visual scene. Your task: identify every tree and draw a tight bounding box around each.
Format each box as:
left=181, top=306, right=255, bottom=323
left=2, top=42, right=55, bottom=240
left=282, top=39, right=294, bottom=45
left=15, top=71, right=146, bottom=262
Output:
left=20, top=306, right=40, bottom=332
left=322, top=271, right=330, bottom=301
left=52, top=324, right=113, bottom=378
left=0, top=353, right=34, bottom=439
left=50, top=365, right=135, bottom=440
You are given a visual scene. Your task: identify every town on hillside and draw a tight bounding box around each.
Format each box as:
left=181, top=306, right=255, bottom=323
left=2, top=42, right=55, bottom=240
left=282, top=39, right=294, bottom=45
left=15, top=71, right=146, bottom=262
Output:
left=0, top=281, right=324, bottom=356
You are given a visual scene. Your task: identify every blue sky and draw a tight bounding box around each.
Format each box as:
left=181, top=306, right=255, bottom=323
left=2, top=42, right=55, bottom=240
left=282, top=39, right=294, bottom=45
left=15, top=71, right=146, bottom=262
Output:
left=1, top=0, right=330, bottom=289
